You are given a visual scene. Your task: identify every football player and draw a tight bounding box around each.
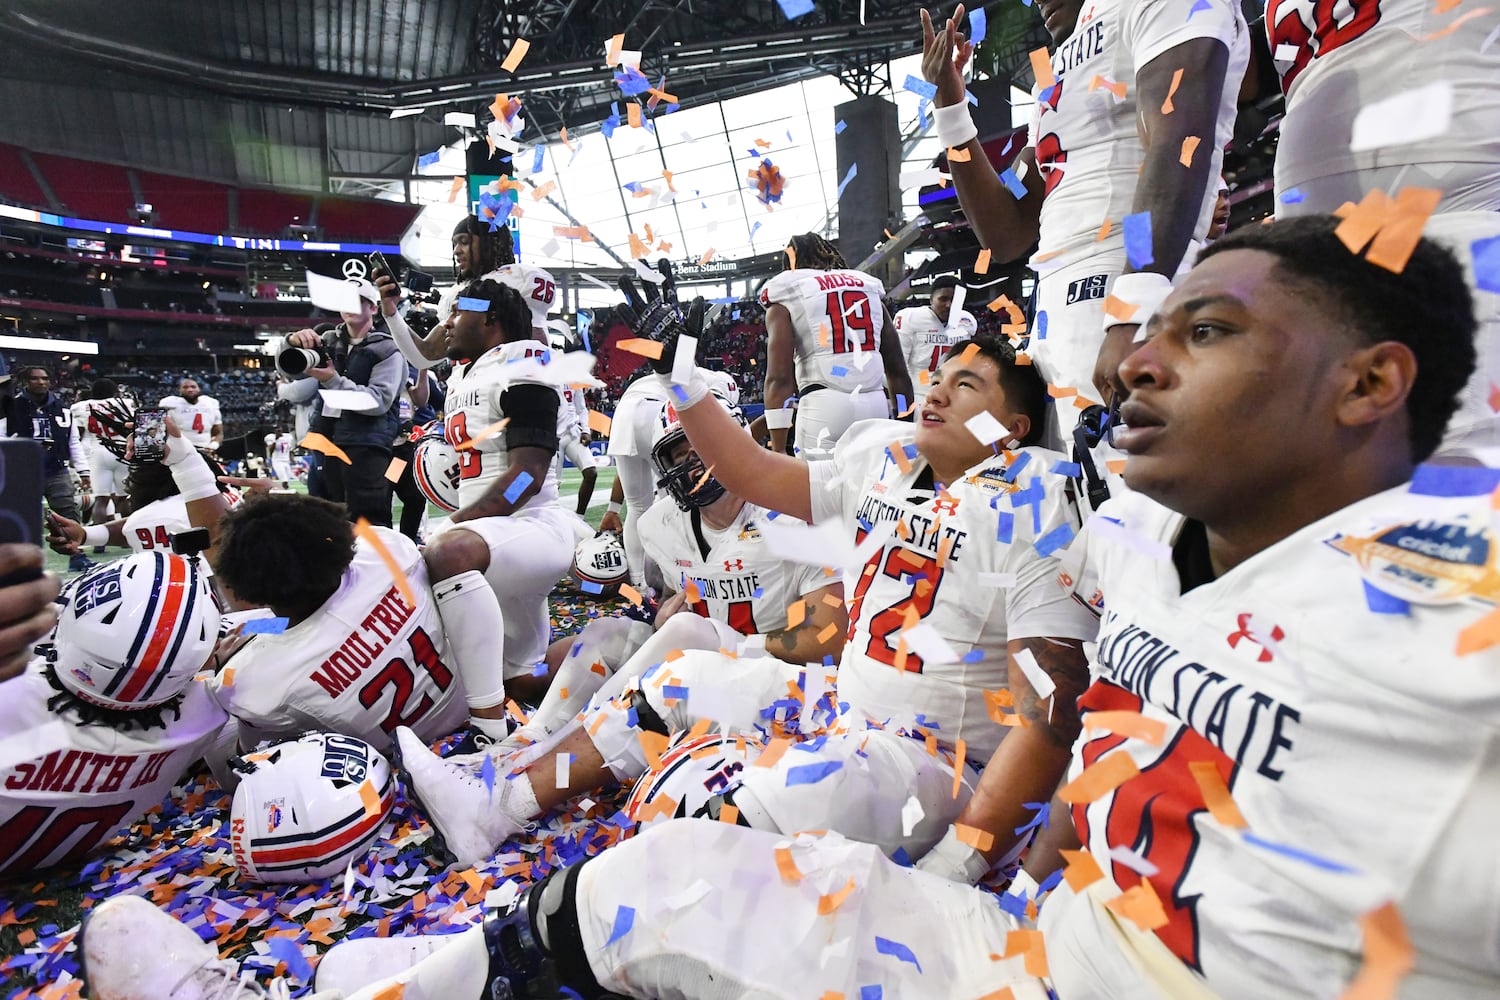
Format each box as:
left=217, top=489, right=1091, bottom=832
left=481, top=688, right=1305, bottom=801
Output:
left=922, top=0, right=1249, bottom=441
left=0, top=551, right=226, bottom=878
left=159, top=378, right=222, bottom=452
left=72, top=380, right=135, bottom=530
left=894, top=274, right=979, bottom=401
left=557, top=382, right=598, bottom=517
left=759, top=233, right=914, bottom=458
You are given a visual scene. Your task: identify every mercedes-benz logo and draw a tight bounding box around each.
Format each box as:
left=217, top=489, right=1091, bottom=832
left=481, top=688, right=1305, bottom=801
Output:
left=342, top=258, right=369, bottom=279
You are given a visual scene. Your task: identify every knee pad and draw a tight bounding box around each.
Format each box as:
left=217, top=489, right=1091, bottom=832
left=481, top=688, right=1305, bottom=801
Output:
left=518, top=863, right=618, bottom=1000
left=628, top=687, right=670, bottom=737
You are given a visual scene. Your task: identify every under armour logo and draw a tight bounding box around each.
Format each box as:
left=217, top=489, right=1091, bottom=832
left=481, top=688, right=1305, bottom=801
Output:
left=342, top=258, right=369, bottom=279
left=723, top=559, right=744, bottom=572
left=1226, top=613, right=1284, bottom=662
left=931, top=496, right=960, bottom=516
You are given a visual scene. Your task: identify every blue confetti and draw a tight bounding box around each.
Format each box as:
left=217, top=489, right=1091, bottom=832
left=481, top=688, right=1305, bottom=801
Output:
left=1362, top=580, right=1410, bottom=616
left=1034, top=309, right=1049, bottom=340
left=1039, top=869, right=1064, bottom=893
left=626, top=704, right=639, bottom=728
left=1013, top=800, right=1051, bottom=837
left=532, top=660, right=549, bottom=677
left=962, top=648, right=984, bottom=662
left=1038, top=82, right=1060, bottom=105
left=503, top=471, right=535, bottom=504
left=1123, top=211, right=1155, bottom=269
left=830, top=365, right=849, bottom=377
left=1003, top=451, right=1032, bottom=483
left=834, top=119, right=848, bottom=135
left=1188, top=0, right=1212, bottom=16
left=895, top=394, right=908, bottom=414
left=874, top=936, right=923, bottom=972
left=998, top=889, right=1030, bottom=916
left=661, top=685, right=690, bottom=700
left=615, top=68, right=651, bottom=96
left=752, top=586, right=765, bottom=598
left=1242, top=832, right=1358, bottom=873
left=1000, top=168, right=1027, bottom=199
left=480, top=754, right=496, bottom=796
left=579, top=579, right=604, bottom=594
left=903, top=75, right=938, bottom=101
left=418, top=150, right=442, bottom=168
left=777, top=0, right=815, bottom=17
left=969, top=7, right=988, bottom=43
left=918, top=98, right=930, bottom=131
left=793, top=735, right=829, bottom=752
left=1034, top=521, right=1075, bottom=557
left=750, top=221, right=763, bottom=240
left=966, top=89, right=980, bottom=106
left=836, top=162, right=859, bottom=200
left=240, top=616, right=290, bottom=635
left=605, top=905, right=636, bottom=945
left=890, top=846, right=912, bottom=867
left=861, top=987, right=883, bottom=1000
left=785, top=760, right=844, bottom=786
left=1473, top=234, right=1500, bottom=294
left=457, top=296, right=490, bottom=312
left=532, top=146, right=545, bottom=173
left=1051, top=460, right=1082, bottom=477
left=265, top=937, right=314, bottom=983
left=1409, top=463, right=1500, bottom=496
left=1279, top=187, right=1305, bottom=205
left=996, top=511, right=1015, bottom=544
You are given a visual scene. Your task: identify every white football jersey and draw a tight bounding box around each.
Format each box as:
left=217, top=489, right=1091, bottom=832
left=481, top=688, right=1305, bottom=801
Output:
left=439, top=264, right=559, bottom=334
left=560, top=385, right=589, bottom=440
left=70, top=401, right=96, bottom=455
left=159, top=395, right=222, bottom=448
left=605, top=370, right=741, bottom=459
left=1269, top=1, right=1500, bottom=214
left=1028, top=0, right=1248, bottom=271
left=443, top=339, right=562, bottom=511
left=0, top=665, right=227, bottom=877
left=807, top=421, right=1097, bottom=760
left=894, top=305, right=979, bottom=398
left=1056, top=483, right=1500, bottom=998
left=638, top=500, right=834, bottom=637
left=204, top=528, right=467, bottom=752
left=759, top=269, right=888, bottom=392
left=122, top=491, right=243, bottom=555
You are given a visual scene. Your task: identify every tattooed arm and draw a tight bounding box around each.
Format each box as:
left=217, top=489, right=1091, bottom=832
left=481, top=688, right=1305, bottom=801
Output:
left=761, top=581, right=848, bottom=666
left=917, top=636, right=1091, bottom=878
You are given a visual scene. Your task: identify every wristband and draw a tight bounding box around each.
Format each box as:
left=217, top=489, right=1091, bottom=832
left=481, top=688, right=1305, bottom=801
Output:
left=82, top=524, right=110, bottom=548
left=667, top=373, right=711, bottom=411
left=764, top=406, right=795, bottom=430
left=933, top=101, right=979, bottom=149
left=1105, top=271, right=1174, bottom=334
left=607, top=501, right=623, bottom=515
left=169, top=448, right=222, bottom=502
left=162, top=431, right=195, bottom=467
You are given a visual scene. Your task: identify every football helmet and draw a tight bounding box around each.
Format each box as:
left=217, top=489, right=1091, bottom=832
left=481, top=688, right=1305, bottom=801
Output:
left=650, top=392, right=744, bottom=511
left=413, top=436, right=462, bottom=513
left=230, top=732, right=395, bottom=884
left=624, top=732, right=764, bottom=834
left=50, top=552, right=218, bottom=711
left=573, top=531, right=628, bottom=596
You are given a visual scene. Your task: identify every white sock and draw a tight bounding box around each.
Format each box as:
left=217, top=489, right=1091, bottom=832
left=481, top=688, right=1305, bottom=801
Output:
left=470, top=715, right=512, bottom=741
left=514, top=618, right=648, bottom=742
left=434, top=570, right=508, bottom=712
left=344, top=924, right=490, bottom=1000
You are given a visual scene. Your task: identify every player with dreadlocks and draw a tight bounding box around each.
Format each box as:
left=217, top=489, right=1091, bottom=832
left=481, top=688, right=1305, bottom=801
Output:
left=381, top=215, right=562, bottom=366
left=758, top=232, right=913, bottom=458
left=416, top=278, right=590, bottom=745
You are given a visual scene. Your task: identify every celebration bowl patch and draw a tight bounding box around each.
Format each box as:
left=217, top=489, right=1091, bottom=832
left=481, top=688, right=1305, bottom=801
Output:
left=1327, top=519, right=1497, bottom=606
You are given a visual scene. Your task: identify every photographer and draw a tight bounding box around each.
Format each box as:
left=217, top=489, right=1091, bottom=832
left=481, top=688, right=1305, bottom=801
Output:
left=279, top=277, right=403, bottom=526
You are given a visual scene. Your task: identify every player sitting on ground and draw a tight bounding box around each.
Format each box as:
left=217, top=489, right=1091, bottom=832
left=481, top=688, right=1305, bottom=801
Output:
left=204, top=492, right=467, bottom=767
left=87, top=215, right=1499, bottom=1000
left=393, top=272, right=1094, bottom=873
left=0, top=549, right=225, bottom=879
left=760, top=233, right=914, bottom=458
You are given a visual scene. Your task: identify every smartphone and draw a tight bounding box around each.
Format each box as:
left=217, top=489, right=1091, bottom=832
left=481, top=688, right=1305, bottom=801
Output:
left=368, top=251, right=394, bottom=280
left=133, top=409, right=167, bottom=462
left=0, top=439, right=45, bottom=586
left=406, top=269, right=434, bottom=295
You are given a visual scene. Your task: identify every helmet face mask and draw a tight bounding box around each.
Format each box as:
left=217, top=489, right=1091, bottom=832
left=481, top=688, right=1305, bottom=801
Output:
left=651, top=427, right=725, bottom=511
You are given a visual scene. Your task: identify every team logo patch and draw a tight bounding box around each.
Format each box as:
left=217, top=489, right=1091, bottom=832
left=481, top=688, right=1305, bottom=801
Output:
left=1327, top=519, right=1497, bottom=606
left=1065, top=274, right=1109, bottom=305
left=738, top=522, right=762, bottom=542
left=265, top=798, right=285, bottom=832
left=319, top=734, right=372, bottom=787
left=72, top=567, right=124, bottom=616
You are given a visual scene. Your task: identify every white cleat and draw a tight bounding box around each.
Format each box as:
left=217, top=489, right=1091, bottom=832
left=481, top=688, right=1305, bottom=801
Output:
left=81, top=894, right=341, bottom=1000
left=314, top=933, right=454, bottom=995
left=393, top=726, right=535, bottom=868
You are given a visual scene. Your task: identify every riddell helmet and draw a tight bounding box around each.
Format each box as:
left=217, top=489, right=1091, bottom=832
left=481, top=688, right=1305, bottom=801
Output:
left=573, top=531, right=628, bottom=596
left=651, top=394, right=745, bottom=511
left=625, top=732, right=765, bottom=834
left=413, top=436, right=462, bottom=513
left=51, top=552, right=218, bottom=711
left=230, top=732, right=395, bottom=884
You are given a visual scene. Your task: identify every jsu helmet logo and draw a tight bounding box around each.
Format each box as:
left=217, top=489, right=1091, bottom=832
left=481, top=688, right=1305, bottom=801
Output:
left=319, top=734, right=372, bottom=787
left=72, top=567, right=124, bottom=616
left=592, top=548, right=624, bottom=571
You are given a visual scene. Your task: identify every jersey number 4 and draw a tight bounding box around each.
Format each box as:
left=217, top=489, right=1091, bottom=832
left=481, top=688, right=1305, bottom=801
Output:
left=848, top=545, right=944, bottom=672
left=358, top=627, right=455, bottom=735
left=826, top=290, right=877, bottom=354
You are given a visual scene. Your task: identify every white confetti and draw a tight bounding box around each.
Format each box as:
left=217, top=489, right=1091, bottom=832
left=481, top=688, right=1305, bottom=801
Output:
left=1108, top=844, right=1160, bottom=877
left=963, top=410, right=1010, bottom=446
left=901, top=796, right=925, bottom=837
left=1349, top=81, right=1453, bottom=153
left=1013, top=646, right=1055, bottom=700
left=444, top=111, right=477, bottom=129
left=900, top=622, right=960, bottom=666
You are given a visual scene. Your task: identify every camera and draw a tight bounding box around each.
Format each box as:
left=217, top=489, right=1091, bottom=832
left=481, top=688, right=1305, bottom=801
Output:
left=276, top=342, right=331, bottom=380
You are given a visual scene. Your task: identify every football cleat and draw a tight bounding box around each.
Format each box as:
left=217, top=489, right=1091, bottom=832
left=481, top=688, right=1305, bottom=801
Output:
left=394, top=726, right=534, bottom=868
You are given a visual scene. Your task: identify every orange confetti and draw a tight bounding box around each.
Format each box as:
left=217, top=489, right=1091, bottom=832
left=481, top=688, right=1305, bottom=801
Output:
left=975, top=248, right=992, bottom=273
left=818, top=878, right=858, bottom=914
left=606, top=33, right=625, bottom=65
left=1102, top=295, right=1139, bottom=322
left=755, top=737, right=792, bottom=769
left=638, top=731, right=669, bottom=770
left=552, top=225, right=594, bottom=242
left=627, top=103, right=643, bottom=128
left=950, top=738, right=967, bottom=799
left=718, top=803, right=741, bottom=824
left=1188, top=760, right=1248, bottom=828
left=1456, top=605, right=1500, bottom=655
left=501, top=38, right=531, bottom=72
left=588, top=410, right=613, bottom=435
left=1340, top=902, right=1415, bottom=1000
left=384, top=456, right=408, bottom=483
left=616, top=338, right=664, bottom=360
left=947, top=146, right=972, bottom=162
left=220, top=666, right=235, bottom=687
left=1060, top=848, right=1105, bottom=892
left=448, top=176, right=465, bottom=203
left=775, top=846, right=803, bottom=883
left=1058, top=751, right=1141, bottom=804
left=1105, top=880, right=1170, bottom=931
left=619, top=584, right=643, bottom=605
left=1082, top=710, right=1167, bottom=745
left=817, top=622, right=840, bottom=644
left=299, top=432, right=351, bottom=465
left=888, top=440, right=913, bottom=474
left=532, top=180, right=557, bottom=201
left=358, top=779, right=382, bottom=818
left=372, top=987, right=405, bottom=1000
left=1003, top=928, right=1049, bottom=977
left=1030, top=48, right=1056, bottom=90
left=354, top=519, right=418, bottom=610
left=1047, top=384, right=1078, bottom=399
left=1421, top=5, right=1495, bottom=38
left=1105, top=457, right=1128, bottom=474
left=1161, top=67, right=1184, bottom=114
left=954, top=822, right=995, bottom=853
left=1180, top=135, right=1200, bottom=168
left=786, top=599, right=806, bottom=628
left=1365, top=187, right=1442, bottom=272
left=453, top=417, right=509, bottom=450
left=1088, top=75, right=1127, bottom=100
left=698, top=247, right=717, bottom=265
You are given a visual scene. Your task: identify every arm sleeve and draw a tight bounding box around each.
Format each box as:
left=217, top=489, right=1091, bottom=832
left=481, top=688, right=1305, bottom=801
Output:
left=499, top=383, right=561, bottom=454
left=386, top=308, right=443, bottom=370
left=277, top=377, right=320, bottom=403
left=321, top=346, right=406, bottom=412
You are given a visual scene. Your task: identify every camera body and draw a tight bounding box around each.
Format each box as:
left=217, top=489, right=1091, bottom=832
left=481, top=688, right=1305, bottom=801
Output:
left=276, top=341, right=332, bottom=380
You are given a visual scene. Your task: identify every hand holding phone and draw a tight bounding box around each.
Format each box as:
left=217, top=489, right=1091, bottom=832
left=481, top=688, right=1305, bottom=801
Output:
left=133, top=409, right=167, bottom=462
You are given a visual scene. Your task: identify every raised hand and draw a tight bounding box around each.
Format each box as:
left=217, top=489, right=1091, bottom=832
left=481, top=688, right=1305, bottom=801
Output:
left=618, top=260, right=695, bottom=376
left=920, top=5, right=974, bottom=108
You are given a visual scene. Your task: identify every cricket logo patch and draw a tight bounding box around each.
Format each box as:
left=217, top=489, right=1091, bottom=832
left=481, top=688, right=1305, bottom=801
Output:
left=1327, top=518, right=1498, bottom=606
